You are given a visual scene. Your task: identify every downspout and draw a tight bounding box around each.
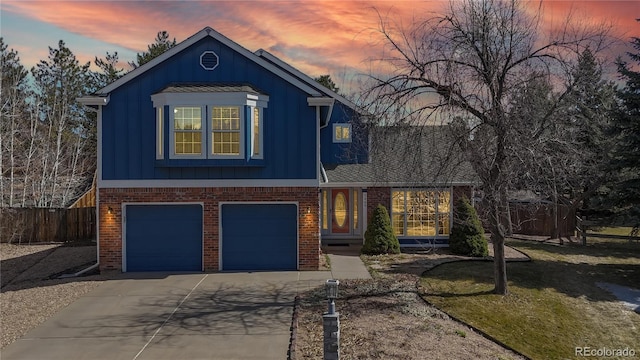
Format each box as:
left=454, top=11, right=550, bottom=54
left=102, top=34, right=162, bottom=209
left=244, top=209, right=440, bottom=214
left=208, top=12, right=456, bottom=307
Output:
left=76, top=98, right=107, bottom=274
left=308, top=97, right=335, bottom=184
left=318, top=105, right=330, bottom=183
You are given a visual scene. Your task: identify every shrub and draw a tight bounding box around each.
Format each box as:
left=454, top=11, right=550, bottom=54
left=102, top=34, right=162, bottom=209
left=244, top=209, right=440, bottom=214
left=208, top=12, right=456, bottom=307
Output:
left=362, top=204, right=401, bottom=255
left=449, top=196, right=488, bottom=257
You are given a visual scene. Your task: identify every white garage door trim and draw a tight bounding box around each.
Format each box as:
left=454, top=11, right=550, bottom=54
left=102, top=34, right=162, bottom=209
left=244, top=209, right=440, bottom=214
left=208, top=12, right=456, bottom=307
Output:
left=122, top=202, right=205, bottom=272
left=218, top=201, right=299, bottom=271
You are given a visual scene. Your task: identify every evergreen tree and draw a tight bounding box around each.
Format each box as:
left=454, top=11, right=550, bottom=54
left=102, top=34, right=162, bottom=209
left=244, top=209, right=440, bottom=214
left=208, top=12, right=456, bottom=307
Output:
left=94, top=51, right=125, bottom=88
left=560, top=48, right=616, bottom=213
left=449, top=196, right=488, bottom=257
left=609, top=20, right=640, bottom=232
left=129, top=31, right=177, bottom=69
left=361, top=204, right=400, bottom=255
left=314, top=74, right=340, bottom=94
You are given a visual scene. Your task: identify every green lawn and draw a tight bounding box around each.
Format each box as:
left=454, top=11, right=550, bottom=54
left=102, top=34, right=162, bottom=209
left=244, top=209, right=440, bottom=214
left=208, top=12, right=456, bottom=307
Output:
left=421, top=239, right=640, bottom=359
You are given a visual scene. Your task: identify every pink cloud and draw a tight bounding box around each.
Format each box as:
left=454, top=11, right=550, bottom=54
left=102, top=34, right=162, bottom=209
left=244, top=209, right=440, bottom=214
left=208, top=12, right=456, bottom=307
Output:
left=3, top=0, right=636, bottom=81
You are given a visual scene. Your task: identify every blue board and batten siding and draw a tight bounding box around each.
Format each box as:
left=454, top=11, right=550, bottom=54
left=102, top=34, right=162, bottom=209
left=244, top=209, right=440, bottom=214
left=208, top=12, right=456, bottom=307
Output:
left=320, top=103, right=369, bottom=165
left=101, top=37, right=318, bottom=181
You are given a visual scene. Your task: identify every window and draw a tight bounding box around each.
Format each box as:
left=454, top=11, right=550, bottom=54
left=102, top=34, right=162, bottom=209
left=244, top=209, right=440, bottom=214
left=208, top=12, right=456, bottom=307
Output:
left=391, top=189, right=451, bottom=237
left=174, top=107, right=204, bottom=156
left=252, top=107, right=262, bottom=158
left=322, top=190, right=328, bottom=230
left=211, top=107, right=240, bottom=156
left=353, top=189, right=358, bottom=230
left=151, top=86, right=269, bottom=161
left=156, top=107, right=163, bottom=159
left=333, top=123, right=352, bottom=143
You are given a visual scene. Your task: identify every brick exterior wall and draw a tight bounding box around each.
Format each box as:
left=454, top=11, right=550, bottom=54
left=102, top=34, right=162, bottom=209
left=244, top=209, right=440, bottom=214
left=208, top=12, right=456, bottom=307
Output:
left=365, top=187, right=391, bottom=222
left=452, top=186, right=473, bottom=206
left=99, top=187, right=320, bottom=272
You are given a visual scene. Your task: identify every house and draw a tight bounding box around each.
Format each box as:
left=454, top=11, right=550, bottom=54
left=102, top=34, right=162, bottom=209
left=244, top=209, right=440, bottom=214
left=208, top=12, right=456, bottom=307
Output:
left=79, top=27, right=476, bottom=273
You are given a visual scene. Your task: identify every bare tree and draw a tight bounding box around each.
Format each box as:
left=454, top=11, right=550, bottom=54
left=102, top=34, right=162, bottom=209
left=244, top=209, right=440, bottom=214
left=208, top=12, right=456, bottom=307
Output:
left=0, top=38, right=29, bottom=207
left=31, top=40, right=94, bottom=207
left=360, top=0, right=612, bottom=294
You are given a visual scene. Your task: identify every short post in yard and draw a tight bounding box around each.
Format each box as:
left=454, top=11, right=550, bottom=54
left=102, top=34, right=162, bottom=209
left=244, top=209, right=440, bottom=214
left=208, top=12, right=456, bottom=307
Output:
left=323, top=279, right=340, bottom=360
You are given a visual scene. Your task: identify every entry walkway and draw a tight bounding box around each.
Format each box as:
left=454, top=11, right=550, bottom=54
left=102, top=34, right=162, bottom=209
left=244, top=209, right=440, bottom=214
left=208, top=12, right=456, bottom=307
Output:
left=324, top=245, right=372, bottom=280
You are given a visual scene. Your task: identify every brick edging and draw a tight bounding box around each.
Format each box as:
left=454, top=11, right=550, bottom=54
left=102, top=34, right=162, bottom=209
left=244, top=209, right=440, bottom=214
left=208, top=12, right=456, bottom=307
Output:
left=288, top=295, right=301, bottom=360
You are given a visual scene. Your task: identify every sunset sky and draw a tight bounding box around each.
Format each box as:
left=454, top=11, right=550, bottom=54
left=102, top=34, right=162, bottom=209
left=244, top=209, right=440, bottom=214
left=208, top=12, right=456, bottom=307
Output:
left=1, top=0, right=638, bottom=92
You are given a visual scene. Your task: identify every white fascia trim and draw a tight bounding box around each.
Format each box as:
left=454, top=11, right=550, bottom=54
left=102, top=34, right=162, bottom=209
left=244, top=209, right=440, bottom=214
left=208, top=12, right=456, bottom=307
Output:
left=99, top=179, right=320, bottom=188
left=257, top=49, right=358, bottom=111
left=308, top=97, right=334, bottom=129
left=77, top=95, right=110, bottom=106
left=97, top=27, right=321, bottom=97
left=307, top=97, right=334, bottom=107
left=151, top=92, right=270, bottom=108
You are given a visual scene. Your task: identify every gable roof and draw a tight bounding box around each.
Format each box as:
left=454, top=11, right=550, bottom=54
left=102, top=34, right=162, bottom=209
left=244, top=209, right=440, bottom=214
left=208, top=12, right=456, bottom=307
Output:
left=323, top=126, right=477, bottom=186
left=94, top=27, right=323, bottom=97
left=254, top=49, right=358, bottom=112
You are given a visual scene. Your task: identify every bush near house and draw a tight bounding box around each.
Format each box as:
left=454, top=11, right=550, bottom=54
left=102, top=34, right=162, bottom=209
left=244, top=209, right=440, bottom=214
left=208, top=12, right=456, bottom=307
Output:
left=362, top=204, right=401, bottom=255
left=449, top=196, right=488, bottom=257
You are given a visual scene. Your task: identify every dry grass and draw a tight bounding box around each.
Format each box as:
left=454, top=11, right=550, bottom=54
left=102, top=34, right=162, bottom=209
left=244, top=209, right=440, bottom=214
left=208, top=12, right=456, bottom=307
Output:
left=296, top=276, right=525, bottom=360
left=422, top=239, right=640, bottom=359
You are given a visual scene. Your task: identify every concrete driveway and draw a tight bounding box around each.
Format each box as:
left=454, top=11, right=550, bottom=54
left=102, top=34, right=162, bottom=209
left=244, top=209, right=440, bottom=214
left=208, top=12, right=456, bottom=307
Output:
left=1, top=271, right=332, bottom=360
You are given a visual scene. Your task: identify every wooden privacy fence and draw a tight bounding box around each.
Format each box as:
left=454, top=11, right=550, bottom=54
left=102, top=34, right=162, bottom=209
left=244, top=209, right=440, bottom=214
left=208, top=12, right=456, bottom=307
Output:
left=509, top=203, right=576, bottom=237
left=477, top=201, right=576, bottom=238
left=0, top=207, right=96, bottom=243
left=576, top=217, right=640, bottom=245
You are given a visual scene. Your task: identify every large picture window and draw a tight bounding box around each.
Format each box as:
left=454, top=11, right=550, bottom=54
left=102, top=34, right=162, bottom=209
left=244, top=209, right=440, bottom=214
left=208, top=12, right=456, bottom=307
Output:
left=391, top=189, right=451, bottom=237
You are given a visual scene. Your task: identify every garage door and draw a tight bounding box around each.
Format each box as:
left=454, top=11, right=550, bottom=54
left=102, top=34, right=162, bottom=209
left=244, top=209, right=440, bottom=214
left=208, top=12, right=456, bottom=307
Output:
left=221, top=203, right=297, bottom=271
left=125, top=204, right=202, bottom=272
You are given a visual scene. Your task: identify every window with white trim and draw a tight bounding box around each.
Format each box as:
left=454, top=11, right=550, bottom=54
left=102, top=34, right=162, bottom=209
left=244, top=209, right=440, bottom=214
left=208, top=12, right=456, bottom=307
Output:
left=333, top=123, right=352, bottom=143
left=174, top=106, right=204, bottom=156
left=252, top=107, right=262, bottom=158
left=152, top=88, right=268, bottom=161
left=211, top=106, right=241, bottom=156
left=391, top=189, right=451, bottom=237
left=156, top=107, right=163, bottom=159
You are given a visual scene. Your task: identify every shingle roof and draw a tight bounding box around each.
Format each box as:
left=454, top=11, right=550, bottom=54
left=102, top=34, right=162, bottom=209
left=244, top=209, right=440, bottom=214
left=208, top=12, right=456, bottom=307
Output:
left=324, top=126, right=477, bottom=186
left=155, top=83, right=268, bottom=95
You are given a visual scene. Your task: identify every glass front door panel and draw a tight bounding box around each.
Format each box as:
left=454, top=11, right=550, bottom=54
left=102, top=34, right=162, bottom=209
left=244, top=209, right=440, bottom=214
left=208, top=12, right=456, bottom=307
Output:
left=331, top=189, right=350, bottom=233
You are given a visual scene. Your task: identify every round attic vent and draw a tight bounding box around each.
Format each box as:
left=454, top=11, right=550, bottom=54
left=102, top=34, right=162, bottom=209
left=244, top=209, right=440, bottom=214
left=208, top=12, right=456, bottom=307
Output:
left=200, top=51, right=219, bottom=70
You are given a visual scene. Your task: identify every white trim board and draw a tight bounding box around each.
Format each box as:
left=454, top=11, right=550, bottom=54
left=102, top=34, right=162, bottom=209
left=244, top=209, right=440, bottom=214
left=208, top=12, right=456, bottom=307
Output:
left=99, top=179, right=320, bottom=188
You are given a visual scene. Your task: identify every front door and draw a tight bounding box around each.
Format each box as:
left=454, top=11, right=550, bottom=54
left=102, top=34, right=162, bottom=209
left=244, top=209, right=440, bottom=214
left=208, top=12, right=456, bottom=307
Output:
left=331, top=189, right=350, bottom=233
